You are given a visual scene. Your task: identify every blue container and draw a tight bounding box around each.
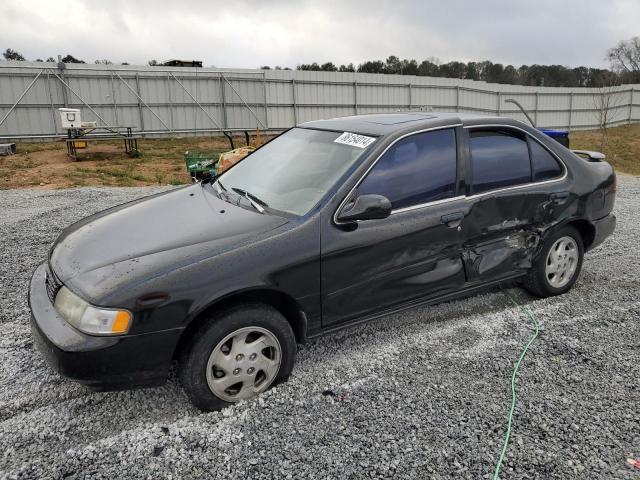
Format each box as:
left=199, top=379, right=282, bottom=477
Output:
left=538, top=129, right=569, bottom=148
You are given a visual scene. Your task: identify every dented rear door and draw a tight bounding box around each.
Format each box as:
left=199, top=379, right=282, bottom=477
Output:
left=460, top=127, right=560, bottom=283
left=460, top=191, right=543, bottom=282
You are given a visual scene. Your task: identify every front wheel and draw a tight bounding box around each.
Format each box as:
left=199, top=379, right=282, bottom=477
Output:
left=523, top=225, right=584, bottom=297
left=179, top=304, right=297, bottom=411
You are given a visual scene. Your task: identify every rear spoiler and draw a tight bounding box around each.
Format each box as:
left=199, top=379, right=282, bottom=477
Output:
left=571, top=150, right=606, bottom=162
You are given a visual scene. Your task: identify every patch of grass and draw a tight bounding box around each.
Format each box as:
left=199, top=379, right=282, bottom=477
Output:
left=169, top=176, right=186, bottom=186
left=3, top=133, right=270, bottom=189
left=571, top=124, right=640, bottom=175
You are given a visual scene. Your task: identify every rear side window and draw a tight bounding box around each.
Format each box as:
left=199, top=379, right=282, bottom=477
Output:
left=469, top=130, right=531, bottom=194
left=530, top=139, right=563, bottom=181
left=357, top=129, right=457, bottom=209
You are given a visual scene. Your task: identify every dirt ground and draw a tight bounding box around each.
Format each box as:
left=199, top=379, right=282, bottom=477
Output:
left=0, top=124, right=638, bottom=189
left=0, top=134, right=265, bottom=189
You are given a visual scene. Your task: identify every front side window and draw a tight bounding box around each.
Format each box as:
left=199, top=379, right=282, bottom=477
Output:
left=530, top=139, right=563, bottom=181
left=357, top=129, right=457, bottom=209
left=469, top=130, right=531, bottom=194
left=218, top=128, right=375, bottom=216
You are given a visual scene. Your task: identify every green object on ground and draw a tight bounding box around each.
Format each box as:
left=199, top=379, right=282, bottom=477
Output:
left=184, top=151, right=218, bottom=181
left=492, top=290, right=541, bottom=480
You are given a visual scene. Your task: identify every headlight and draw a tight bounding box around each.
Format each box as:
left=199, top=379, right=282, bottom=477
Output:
left=54, top=286, right=132, bottom=336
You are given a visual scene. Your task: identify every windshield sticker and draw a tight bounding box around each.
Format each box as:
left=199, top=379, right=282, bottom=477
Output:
left=334, top=132, right=376, bottom=149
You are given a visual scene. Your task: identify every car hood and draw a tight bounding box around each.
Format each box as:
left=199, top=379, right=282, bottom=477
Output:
left=49, top=183, right=288, bottom=301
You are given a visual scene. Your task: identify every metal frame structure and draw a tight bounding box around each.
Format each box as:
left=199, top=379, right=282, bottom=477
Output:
left=0, top=63, right=638, bottom=140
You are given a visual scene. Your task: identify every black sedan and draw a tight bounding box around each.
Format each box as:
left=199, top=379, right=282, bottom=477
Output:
left=29, top=112, right=616, bottom=411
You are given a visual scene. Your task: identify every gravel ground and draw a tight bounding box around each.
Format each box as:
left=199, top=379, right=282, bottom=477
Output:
left=0, top=178, right=638, bottom=480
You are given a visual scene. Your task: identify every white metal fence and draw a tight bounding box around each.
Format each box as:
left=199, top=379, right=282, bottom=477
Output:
left=1, top=61, right=638, bottom=140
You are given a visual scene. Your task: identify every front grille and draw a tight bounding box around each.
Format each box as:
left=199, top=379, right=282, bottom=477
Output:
left=44, top=266, right=63, bottom=305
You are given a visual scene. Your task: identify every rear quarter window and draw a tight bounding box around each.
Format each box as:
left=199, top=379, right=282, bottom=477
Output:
left=529, top=139, right=563, bottom=181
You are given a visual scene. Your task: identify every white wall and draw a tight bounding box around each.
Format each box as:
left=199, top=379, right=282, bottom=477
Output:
left=0, top=62, right=637, bottom=139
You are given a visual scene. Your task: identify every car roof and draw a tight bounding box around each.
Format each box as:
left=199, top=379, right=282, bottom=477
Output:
left=299, top=112, right=524, bottom=137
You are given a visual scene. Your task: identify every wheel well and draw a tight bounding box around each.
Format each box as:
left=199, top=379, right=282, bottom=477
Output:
left=173, top=289, right=308, bottom=360
left=566, top=219, right=596, bottom=251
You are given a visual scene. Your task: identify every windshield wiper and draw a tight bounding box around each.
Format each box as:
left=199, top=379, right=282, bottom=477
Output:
left=231, top=187, right=267, bottom=213
left=215, top=179, right=227, bottom=195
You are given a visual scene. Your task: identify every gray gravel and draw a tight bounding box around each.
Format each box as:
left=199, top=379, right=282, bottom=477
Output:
left=0, top=178, right=638, bottom=480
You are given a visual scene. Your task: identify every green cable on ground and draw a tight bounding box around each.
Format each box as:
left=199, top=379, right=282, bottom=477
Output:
left=492, top=290, right=540, bottom=480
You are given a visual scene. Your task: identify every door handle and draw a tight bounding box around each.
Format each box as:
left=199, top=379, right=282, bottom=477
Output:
left=550, top=191, right=570, bottom=205
left=441, top=211, right=464, bottom=228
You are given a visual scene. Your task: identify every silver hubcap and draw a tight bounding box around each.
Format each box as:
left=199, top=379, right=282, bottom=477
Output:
left=206, top=326, right=281, bottom=402
left=545, top=236, right=579, bottom=288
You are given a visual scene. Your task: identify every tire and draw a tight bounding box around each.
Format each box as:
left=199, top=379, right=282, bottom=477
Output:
left=523, top=225, right=584, bottom=298
left=178, top=304, right=297, bottom=412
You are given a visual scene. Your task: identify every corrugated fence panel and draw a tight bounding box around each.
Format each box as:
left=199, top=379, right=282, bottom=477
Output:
left=0, top=62, right=639, bottom=139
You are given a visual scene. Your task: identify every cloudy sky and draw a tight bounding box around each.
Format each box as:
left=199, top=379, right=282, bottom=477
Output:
left=1, top=0, right=637, bottom=69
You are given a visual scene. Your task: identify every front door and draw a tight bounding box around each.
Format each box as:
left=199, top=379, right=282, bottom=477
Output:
left=320, top=127, right=469, bottom=327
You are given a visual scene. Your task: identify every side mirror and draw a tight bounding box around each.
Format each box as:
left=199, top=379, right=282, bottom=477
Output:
left=337, top=194, right=392, bottom=222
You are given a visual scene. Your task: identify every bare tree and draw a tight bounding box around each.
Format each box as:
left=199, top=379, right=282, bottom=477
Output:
left=592, top=84, right=624, bottom=151
left=607, top=37, right=640, bottom=76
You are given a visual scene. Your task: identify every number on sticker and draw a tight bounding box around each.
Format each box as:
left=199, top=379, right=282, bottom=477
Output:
left=334, top=132, right=376, bottom=149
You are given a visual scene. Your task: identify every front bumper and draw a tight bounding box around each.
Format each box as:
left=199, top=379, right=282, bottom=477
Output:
left=588, top=213, right=616, bottom=251
left=29, top=262, right=181, bottom=390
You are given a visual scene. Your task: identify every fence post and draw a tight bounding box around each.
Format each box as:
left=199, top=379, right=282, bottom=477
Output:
left=166, top=73, right=174, bottom=130
left=291, top=79, right=298, bottom=125
left=534, top=92, right=539, bottom=127
left=219, top=75, right=228, bottom=129
left=629, top=88, right=634, bottom=124
left=496, top=91, right=501, bottom=116
left=59, top=57, right=69, bottom=108
left=262, top=72, right=269, bottom=129
left=110, top=73, right=119, bottom=125
left=456, top=86, right=460, bottom=112
left=408, top=83, right=412, bottom=109
left=568, top=92, right=573, bottom=130
left=354, top=81, right=358, bottom=115
left=46, top=72, right=58, bottom=134
left=135, top=73, right=145, bottom=134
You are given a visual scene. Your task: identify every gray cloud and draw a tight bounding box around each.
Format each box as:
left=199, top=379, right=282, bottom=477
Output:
left=0, top=0, right=636, bottom=68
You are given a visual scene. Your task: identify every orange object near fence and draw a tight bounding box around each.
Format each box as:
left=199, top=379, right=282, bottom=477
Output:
left=217, top=147, right=254, bottom=174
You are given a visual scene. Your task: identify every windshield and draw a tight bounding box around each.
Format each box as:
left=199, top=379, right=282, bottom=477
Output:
left=217, top=128, right=375, bottom=216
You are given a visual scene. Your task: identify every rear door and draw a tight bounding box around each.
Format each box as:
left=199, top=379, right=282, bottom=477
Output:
left=320, top=127, right=469, bottom=327
left=460, top=126, right=565, bottom=283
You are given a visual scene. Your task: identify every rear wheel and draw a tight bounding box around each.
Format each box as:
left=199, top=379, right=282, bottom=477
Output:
left=523, top=226, right=584, bottom=297
left=179, top=304, right=297, bottom=411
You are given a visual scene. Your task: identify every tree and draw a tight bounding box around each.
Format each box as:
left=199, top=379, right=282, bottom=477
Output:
left=439, top=61, right=467, bottom=79
left=501, top=65, right=520, bottom=84
left=45, top=57, right=56, bottom=62
left=592, top=83, right=624, bottom=151
left=400, top=59, right=419, bottom=76
left=320, top=62, right=337, bottom=71
left=260, top=65, right=271, bottom=69
left=338, top=63, right=355, bottom=72
left=148, top=59, right=159, bottom=66
left=3, top=48, right=25, bottom=61
left=357, top=60, right=385, bottom=74
left=61, top=54, right=85, bottom=64
left=94, top=59, right=113, bottom=65
left=607, top=37, right=640, bottom=81
left=418, top=60, right=439, bottom=77
left=297, top=62, right=321, bottom=71
left=465, top=62, right=480, bottom=80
